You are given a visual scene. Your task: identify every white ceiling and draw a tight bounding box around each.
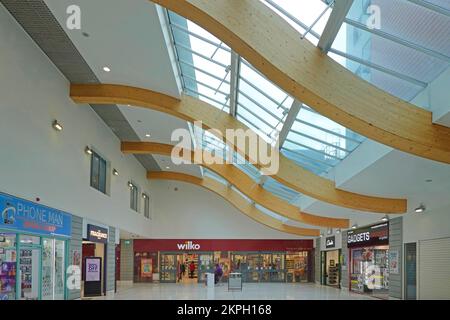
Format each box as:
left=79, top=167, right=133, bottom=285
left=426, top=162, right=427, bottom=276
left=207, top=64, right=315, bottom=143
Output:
left=44, top=0, right=180, bottom=96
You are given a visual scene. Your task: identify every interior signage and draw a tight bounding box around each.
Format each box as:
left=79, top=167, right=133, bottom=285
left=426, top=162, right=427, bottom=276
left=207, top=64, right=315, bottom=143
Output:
left=326, top=236, right=335, bottom=248
left=347, top=222, right=389, bottom=248
left=0, top=192, right=72, bottom=237
left=177, top=241, right=201, bottom=250
left=87, top=224, right=108, bottom=243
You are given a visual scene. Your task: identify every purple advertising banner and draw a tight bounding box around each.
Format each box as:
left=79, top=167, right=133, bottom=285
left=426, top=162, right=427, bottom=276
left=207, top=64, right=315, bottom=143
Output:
left=85, top=258, right=101, bottom=282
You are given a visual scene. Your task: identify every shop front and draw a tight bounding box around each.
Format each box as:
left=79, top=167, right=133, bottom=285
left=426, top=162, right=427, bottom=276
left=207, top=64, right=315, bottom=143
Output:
left=320, top=235, right=341, bottom=288
left=0, top=192, right=72, bottom=300
left=82, top=223, right=108, bottom=297
left=347, top=222, right=389, bottom=299
left=132, top=239, right=313, bottom=284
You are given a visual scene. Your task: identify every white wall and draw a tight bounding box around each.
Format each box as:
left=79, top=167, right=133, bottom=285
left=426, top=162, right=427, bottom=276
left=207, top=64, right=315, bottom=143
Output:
left=0, top=5, right=152, bottom=236
left=403, top=203, right=450, bottom=244
left=148, top=180, right=305, bottom=239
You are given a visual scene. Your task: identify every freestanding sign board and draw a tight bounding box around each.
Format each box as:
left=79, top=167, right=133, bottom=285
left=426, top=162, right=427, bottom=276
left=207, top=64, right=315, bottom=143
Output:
left=84, top=257, right=102, bottom=296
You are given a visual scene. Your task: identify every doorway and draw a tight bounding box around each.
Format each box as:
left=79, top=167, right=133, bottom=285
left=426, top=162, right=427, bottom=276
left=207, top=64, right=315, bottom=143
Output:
left=18, top=247, right=41, bottom=300
left=322, top=250, right=341, bottom=287
left=404, top=242, right=416, bottom=300
left=81, top=241, right=105, bottom=296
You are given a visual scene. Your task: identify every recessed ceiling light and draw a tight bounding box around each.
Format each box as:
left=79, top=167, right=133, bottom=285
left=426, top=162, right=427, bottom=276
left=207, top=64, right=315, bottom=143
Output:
left=52, top=120, right=63, bottom=131
left=145, top=134, right=151, bottom=138
left=165, top=166, right=170, bottom=169
left=102, top=66, right=111, bottom=72
left=415, top=204, right=426, bottom=213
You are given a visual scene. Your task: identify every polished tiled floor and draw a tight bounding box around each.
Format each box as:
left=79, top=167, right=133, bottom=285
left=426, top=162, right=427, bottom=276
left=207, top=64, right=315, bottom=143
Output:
left=89, top=282, right=375, bottom=300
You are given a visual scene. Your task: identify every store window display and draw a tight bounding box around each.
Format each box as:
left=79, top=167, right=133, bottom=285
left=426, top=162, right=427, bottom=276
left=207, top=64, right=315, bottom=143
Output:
left=286, top=252, right=309, bottom=283
left=0, top=233, right=17, bottom=300
left=350, top=246, right=389, bottom=298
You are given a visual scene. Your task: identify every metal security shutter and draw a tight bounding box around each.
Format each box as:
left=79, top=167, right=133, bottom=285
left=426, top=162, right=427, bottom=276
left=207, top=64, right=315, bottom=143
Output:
left=418, top=237, right=450, bottom=299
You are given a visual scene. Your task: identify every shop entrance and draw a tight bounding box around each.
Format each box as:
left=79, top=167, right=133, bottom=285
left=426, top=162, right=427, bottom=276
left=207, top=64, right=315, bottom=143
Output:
left=81, top=241, right=105, bottom=296
left=18, top=247, right=40, bottom=300
left=159, top=252, right=227, bottom=284
left=321, top=250, right=340, bottom=287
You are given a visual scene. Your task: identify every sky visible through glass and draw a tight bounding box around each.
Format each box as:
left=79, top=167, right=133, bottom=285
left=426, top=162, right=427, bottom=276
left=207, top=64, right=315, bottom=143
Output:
left=168, top=0, right=366, bottom=180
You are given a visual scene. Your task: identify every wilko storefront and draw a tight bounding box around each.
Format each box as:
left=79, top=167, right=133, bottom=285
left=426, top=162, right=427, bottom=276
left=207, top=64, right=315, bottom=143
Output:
left=132, top=239, right=313, bottom=284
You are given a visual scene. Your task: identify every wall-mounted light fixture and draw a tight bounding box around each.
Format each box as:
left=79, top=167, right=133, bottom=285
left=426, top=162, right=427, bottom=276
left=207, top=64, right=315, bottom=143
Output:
left=415, top=204, right=426, bottom=213
left=327, top=228, right=333, bottom=235
left=336, top=229, right=341, bottom=234
left=128, top=181, right=134, bottom=188
left=142, top=193, right=148, bottom=199
left=52, top=120, right=63, bottom=131
left=112, top=169, right=119, bottom=176
left=381, top=215, right=389, bottom=222
left=351, top=224, right=358, bottom=230
left=319, top=233, right=323, bottom=238
left=85, top=146, right=93, bottom=155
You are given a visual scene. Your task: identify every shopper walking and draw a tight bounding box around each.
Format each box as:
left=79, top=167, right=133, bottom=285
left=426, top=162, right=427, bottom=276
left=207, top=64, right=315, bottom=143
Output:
left=189, top=261, right=196, bottom=279
left=214, top=264, right=223, bottom=284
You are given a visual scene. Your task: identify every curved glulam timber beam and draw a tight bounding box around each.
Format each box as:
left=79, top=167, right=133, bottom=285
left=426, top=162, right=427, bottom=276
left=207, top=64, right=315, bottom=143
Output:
left=70, top=83, right=406, bottom=214
left=151, top=0, right=450, bottom=164
left=148, top=171, right=320, bottom=237
left=124, top=141, right=349, bottom=229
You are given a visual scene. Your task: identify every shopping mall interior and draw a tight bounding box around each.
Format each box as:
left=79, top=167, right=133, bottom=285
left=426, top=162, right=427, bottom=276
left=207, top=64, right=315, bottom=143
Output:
left=0, top=0, right=450, bottom=301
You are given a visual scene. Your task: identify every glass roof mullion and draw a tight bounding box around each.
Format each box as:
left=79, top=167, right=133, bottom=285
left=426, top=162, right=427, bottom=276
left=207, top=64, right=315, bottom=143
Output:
left=237, top=102, right=277, bottom=131
left=210, top=41, right=224, bottom=59
left=229, top=51, right=240, bottom=117
left=300, top=0, right=334, bottom=39
left=406, top=0, right=450, bottom=18
left=238, top=90, right=283, bottom=122
left=170, top=22, right=231, bottom=52
left=174, top=42, right=230, bottom=69
left=182, top=74, right=229, bottom=97
left=328, top=48, right=428, bottom=88
left=277, top=100, right=302, bottom=149
left=344, top=18, right=450, bottom=63
left=284, top=138, right=344, bottom=161
left=289, top=129, right=350, bottom=153
left=179, top=59, right=231, bottom=85
left=185, top=88, right=229, bottom=109
left=239, top=76, right=288, bottom=111
left=263, top=0, right=320, bottom=39
left=295, top=118, right=362, bottom=144
left=282, top=146, right=337, bottom=168
left=317, top=0, right=353, bottom=53
left=282, top=148, right=335, bottom=172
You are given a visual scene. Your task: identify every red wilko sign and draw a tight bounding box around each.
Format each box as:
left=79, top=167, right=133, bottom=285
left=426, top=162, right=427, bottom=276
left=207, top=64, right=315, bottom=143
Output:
left=134, top=239, right=313, bottom=252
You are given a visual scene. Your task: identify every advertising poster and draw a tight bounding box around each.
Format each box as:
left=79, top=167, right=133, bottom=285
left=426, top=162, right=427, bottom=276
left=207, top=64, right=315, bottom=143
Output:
left=389, top=250, right=399, bottom=274
left=85, top=257, right=101, bottom=282
left=141, top=258, right=153, bottom=278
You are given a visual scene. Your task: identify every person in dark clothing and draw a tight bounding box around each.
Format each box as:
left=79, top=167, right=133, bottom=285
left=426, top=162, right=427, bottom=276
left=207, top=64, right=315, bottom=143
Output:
left=179, top=263, right=186, bottom=281
left=214, top=264, right=223, bottom=284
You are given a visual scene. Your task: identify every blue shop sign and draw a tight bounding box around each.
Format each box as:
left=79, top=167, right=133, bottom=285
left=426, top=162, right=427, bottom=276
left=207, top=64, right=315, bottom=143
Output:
left=0, top=192, right=72, bottom=237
